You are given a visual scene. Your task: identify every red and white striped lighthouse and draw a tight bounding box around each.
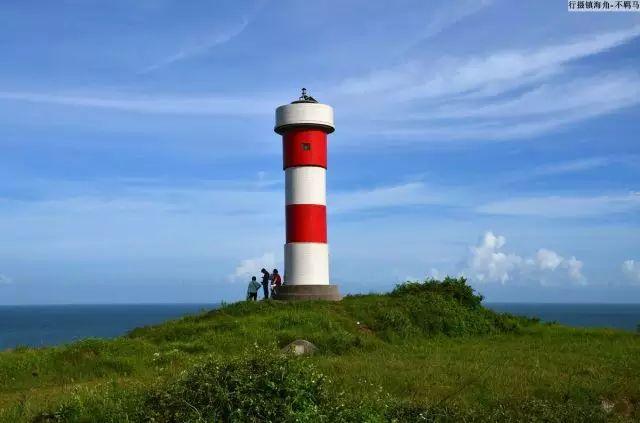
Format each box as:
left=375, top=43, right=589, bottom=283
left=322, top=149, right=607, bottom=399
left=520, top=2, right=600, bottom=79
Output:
left=273, top=89, right=341, bottom=301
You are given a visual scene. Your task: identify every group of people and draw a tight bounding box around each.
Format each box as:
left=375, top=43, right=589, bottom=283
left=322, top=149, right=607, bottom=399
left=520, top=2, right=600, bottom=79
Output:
left=246, top=268, right=281, bottom=301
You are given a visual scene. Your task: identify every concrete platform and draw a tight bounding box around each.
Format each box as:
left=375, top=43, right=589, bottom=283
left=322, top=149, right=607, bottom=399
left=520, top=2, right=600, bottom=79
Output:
left=272, top=284, right=341, bottom=301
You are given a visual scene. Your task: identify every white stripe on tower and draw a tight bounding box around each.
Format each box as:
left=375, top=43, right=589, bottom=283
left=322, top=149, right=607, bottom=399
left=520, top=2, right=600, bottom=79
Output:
left=285, top=243, right=329, bottom=285
left=285, top=167, right=326, bottom=206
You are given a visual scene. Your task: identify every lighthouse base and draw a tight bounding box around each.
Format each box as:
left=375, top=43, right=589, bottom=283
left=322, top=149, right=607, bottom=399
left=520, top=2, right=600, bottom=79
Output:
left=273, top=284, right=341, bottom=301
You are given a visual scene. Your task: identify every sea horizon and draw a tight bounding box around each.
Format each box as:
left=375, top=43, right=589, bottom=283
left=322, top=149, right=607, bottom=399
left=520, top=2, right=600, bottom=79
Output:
left=2, top=300, right=639, bottom=306
left=1, top=302, right=639, bottom=351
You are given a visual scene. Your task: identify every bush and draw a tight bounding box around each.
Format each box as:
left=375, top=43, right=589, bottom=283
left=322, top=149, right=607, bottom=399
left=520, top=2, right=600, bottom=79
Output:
left=391, top=277, right=483, bottom=309
left=142, top=348, right=333, bottom=422
left=342, top=277, right=528, bottom=342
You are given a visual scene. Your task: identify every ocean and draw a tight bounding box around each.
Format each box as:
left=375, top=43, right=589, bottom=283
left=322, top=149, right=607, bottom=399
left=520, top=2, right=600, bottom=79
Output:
left=0, top=303, right=638, bottom=351
left=486, top=303, right=640, bottom=332
left=0, top=304, right=217, bottom=351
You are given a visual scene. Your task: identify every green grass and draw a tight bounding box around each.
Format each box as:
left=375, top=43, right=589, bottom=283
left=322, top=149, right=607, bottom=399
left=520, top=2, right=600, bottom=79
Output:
left=0, top=278, right=638, bottom=422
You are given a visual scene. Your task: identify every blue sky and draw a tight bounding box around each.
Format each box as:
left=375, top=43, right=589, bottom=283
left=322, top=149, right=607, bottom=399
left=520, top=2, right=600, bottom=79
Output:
left=0, top=0, right=639, bottom=304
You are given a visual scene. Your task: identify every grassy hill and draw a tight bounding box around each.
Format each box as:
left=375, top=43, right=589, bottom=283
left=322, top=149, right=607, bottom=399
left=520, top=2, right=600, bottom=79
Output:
left=0, top=278, right=638, bottom=422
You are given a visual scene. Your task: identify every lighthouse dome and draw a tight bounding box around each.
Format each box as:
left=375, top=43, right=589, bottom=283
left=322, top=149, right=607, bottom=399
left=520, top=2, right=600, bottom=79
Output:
left=274, top=89, right=334, bottom=135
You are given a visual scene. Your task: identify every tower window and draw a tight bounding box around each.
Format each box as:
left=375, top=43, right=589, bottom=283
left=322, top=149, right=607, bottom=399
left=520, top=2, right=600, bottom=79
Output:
left=302, top=143, right=311, bottom=151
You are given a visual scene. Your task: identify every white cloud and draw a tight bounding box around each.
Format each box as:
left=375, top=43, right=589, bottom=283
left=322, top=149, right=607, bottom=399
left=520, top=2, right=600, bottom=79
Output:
left=622, top=260, right=640, bottom=284
left=229, top=252, right=277, bottom=284
left=466, top=231, right=585, bottom=285
left=0, top=274, right=13, bottom=285
left=536, top=248, right=563, bottom=271
left=467, top=232, right=523, bottom=283
left=476, top=192, right=640, bottom=218
left=564, top=256, right=585, bottom=283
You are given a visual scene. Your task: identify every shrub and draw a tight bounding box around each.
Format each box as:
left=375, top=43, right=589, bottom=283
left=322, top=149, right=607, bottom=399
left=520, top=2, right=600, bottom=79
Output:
left=344, top=278, right=527, bottom=342
left=391, top=277, right=483, bottom=309
left=141, top=348, right=331, bottom=422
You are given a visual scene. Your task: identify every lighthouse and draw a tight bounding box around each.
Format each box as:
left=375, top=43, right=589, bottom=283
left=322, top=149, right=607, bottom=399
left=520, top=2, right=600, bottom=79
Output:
left=272, top=89, right=341, bottom=301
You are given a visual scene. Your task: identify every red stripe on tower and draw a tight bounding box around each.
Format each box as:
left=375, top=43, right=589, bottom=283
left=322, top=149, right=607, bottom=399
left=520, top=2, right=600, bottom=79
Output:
left=283, top=129, right=327, bottom=169
left=286, top=204, right=327, bottom=243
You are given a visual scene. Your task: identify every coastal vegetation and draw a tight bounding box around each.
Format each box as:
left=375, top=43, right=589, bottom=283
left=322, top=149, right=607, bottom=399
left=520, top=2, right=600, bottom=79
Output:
left=0, top=277, right=638, bottom=421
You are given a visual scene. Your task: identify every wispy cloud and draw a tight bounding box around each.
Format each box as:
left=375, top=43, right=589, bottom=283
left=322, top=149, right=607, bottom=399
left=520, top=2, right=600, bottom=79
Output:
left=334, top=25, right=640, bottom=143
left=8, top=176, right=639, bottom=224
left=402, top=0, right=494, bottom=53
left=420, top=72, right=640, bottom=120
left=0, top=274, right=13, bottom=285
left=2, top=26, right=638, bottom=142
left=370, top=112, right=608, bottom=141
left=500, top=156, right=633, bottom=184
left=366, top=74, right=640, bottom=141
left=0, top=91, right=274, bottom=116
left=140, top=18, right=251, bottom=74
left=139, top=0, right=270, bottom=74
left=331, top=182, right=446, bottom=213
left=0, top=180, right=448, bottom=262
left=339, top=25, right=640, bottom=100
left=477, top=192, right=640, bottom=218
left=528, top=157, right=620, bottom=178
left=2, top=179, right=450, bottom=220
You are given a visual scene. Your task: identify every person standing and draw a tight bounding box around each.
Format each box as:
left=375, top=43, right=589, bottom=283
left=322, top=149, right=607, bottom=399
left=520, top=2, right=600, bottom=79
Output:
left=270, top=269, right=282, bottom=298
left=260, top=268, right=270, bottom=300
left=246, top=276, right=261, bottom=301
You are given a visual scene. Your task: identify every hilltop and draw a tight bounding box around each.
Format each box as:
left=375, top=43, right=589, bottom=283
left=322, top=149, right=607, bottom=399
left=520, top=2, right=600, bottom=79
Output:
left=0, top=278, right=639, bottom=422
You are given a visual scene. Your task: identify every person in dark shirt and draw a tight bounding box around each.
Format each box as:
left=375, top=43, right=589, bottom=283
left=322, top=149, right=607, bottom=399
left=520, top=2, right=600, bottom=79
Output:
left=260, top=268, right=270, bottom=300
